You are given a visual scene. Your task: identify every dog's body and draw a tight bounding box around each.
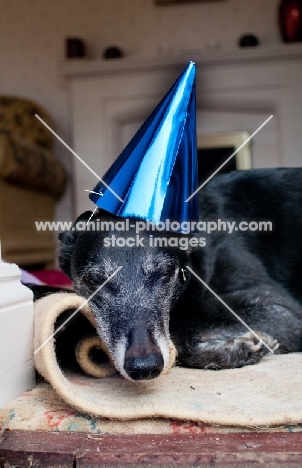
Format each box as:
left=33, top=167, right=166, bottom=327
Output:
left=59, top=168, right=302, bottom=380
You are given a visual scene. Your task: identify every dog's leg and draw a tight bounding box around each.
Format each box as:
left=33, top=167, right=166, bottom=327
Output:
left=173, top=327, right=279, bottom=370
left=171, top=284, right=302, bottom=369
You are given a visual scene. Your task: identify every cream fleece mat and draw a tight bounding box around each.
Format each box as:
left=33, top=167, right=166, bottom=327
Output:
left=33, top=292, right=302, bottom=427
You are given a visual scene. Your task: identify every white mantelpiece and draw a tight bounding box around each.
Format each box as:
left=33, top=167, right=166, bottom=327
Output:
left=0, top=261, right=35, bottom=408
left=61, top=44, right=302, bottom=77
left=61, top=44, right=302, bottom=216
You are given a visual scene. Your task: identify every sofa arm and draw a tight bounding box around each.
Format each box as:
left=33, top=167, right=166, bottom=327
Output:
left=0, top=131, right=67, bottom=198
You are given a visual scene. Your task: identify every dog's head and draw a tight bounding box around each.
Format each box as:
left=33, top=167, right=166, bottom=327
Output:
left=59, top=209, right=191, bottom=381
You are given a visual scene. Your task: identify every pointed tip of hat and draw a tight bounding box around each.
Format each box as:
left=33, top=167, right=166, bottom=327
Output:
left=89, top=62, right=199, bottom=231
left=184, top=61, right=196, bottom=78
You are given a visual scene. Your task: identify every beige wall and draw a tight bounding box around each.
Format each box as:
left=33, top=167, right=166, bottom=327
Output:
left=0, top=0, right=281, bottom=220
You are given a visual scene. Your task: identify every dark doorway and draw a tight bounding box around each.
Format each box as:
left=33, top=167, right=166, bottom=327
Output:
left=197, top=146, right=236, bottom=185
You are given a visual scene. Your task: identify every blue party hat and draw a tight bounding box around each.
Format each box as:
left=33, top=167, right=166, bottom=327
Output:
left=89, top=62, right=198, bottom=231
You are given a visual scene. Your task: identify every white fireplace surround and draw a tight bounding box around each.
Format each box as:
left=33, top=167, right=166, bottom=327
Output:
left=0, top=261, right=35, bottom=408
left=61, top=44, right=302, bottom=216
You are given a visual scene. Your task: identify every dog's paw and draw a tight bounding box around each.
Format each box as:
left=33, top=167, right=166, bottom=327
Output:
left=234, top=331, right=279, bottom=352
left=227, top=331, right=279, bottom=367
left=175, top=330, right=279, bottom=370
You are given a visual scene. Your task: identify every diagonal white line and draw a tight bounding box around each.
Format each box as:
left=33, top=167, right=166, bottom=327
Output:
left=86, top=206, right=98, bottom=226
left=186, top=266, right=275, bottom=354
left=34, top=266, right=123, bottom=355
left=35, top=114, right=124, bottom=203
left=185, top=115, right=274, bottom=202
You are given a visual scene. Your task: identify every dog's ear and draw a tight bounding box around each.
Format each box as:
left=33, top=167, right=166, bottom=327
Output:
left=58, top=211, right=93, bottom=279
left=58, top=231, right=77, bottom=279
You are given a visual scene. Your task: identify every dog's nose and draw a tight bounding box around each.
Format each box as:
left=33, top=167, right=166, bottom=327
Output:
left=124, top=353, right=164, bottom=380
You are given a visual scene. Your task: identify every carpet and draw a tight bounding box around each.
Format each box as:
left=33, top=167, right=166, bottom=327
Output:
left=1, top=382, right=302, bottom=434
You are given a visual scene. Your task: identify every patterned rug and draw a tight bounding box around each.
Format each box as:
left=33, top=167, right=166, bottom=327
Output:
left=1, top=383, right=302, bottom=435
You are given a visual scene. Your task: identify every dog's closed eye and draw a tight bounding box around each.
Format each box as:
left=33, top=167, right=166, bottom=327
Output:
left=83, top=273, right=120, bottom=294
left=145, top=264, right=176, bottom=285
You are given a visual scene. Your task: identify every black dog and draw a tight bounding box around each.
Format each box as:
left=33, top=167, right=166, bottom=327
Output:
left=58, top=168, right=302, bottom=380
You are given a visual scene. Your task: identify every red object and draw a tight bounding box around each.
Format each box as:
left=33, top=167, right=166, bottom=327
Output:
left=279, top=0, right=302, bottom=42
left=31, top=269, right=72, bottom=288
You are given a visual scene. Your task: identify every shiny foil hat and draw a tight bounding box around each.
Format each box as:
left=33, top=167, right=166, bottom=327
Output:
left=89, top=62, right=199, bottom=232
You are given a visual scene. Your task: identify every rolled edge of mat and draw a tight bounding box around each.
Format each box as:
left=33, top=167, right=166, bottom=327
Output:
left=33, top=292, right=182, bottom=419
left=75, top=334, right=117, bottom=378
left=163, top=339, right=177, bottom=376
left=34, top=293, right=93, bottom=383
